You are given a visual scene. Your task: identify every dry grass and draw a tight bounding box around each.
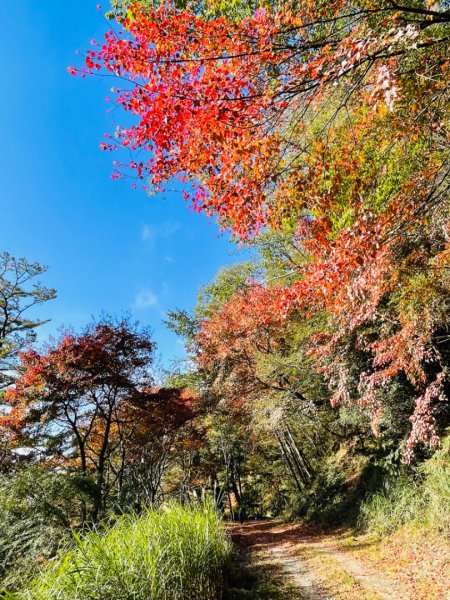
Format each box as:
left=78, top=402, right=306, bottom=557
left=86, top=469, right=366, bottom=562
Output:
left=349, top=526, right=450, bottom=600
left=294, top=546, right=382, bottom=600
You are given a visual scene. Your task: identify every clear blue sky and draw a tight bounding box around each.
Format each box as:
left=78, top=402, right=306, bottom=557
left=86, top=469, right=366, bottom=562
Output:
left=0, top=1, right=247, bottom=370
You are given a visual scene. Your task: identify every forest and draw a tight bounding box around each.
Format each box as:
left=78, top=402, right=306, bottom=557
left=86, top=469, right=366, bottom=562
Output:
left=1, top=0, right=450, bottom=597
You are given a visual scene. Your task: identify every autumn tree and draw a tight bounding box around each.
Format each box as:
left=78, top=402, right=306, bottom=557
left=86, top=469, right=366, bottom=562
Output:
left=1, top=317, right=155, bottom=523
left=167, top=254, right=338, bottom=509
left=118, top=386, right=198, bottom=507
left=78, top=2, right=450, bottom=453
left=77, top=1, right=450, bottom=231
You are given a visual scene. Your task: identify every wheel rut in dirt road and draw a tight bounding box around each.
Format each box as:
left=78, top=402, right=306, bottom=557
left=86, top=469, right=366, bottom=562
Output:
left=229, top=520, right=410, bottom=600
left=269, top=545, right=328, bottom=599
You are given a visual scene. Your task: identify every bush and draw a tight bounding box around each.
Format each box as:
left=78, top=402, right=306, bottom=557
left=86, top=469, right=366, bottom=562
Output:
left=358, top=475, right=424, bottom=535
left=421, top=435, right=450, bottom=533
left=359, top=435, right=450, bottom=535
left=0, top=467, right=86, bottom=592
left=290, top=450, right=385, bottom=527
left=294, top=464, right=348, bottom=525
left=9, top=502, right=231, bottom=600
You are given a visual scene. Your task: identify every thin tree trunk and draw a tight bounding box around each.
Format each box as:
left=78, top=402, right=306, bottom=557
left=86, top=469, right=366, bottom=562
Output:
left=276, top=431, right=303, bottom=492
left=282, top=430, right=309, bottom=485
left=286, top=426, right=314, bottom=480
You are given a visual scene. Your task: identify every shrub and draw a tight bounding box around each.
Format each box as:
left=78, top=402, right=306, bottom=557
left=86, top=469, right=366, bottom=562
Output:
left=358, top=475, right=424, bottom=535
left=0, top=467, right=86, bottom=592
left=359, top=435, right=450, bottom=535
left=420, top=435, right=450, bottom=533
left=290, top=451, right=385, bottom=527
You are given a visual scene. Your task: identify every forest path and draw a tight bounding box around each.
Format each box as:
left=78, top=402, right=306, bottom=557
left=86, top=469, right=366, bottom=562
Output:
left=228, top=521, right=410, bottom=599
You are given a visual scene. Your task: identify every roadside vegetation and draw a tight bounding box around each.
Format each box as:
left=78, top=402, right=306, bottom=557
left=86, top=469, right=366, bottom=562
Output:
left=5, top=503, right=230, bottom=600
left=359, top=435, right=450, bottom=536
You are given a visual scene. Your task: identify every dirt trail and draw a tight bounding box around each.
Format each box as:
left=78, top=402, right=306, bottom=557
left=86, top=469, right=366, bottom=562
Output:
left=229, top=521, right=410, bottom=599
left=269, top=544, right=328, bottom=599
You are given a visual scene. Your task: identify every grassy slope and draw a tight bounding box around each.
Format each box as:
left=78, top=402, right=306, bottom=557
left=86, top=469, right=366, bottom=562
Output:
left=353, top=435, right=450, bottom=597
left=347, top=527, right=450, bottom=599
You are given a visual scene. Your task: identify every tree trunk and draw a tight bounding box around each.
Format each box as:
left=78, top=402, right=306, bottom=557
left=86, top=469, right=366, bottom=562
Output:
left=276, top=431, right=303, bottom=492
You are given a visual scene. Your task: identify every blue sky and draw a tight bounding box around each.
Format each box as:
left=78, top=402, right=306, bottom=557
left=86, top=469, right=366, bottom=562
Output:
left=0, top=1, right=247, bottom=370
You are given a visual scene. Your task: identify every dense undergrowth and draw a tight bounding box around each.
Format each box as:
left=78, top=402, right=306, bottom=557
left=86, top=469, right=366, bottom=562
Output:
left=2, top=503, right=231, bottom=600
left=359, top=435, right=450, bottom=536
left=289, top=432, right=450, bottom=539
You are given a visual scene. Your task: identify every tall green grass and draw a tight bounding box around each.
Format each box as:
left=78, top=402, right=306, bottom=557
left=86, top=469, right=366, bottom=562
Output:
left=358, top=475, right=424, bottom=535
left=359, top=436, right=450, bottom=536
left=9, top=502, right=231, bottom=600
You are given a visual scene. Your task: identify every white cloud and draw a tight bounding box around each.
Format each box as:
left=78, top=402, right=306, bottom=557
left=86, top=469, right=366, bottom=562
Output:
left=133, top=290, right=159, bottom=309
left=161, top=222, right=181, bottom=237
left=141, top=221, right=181, bottom=243
left=142, top=225, right=155, bottom=242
